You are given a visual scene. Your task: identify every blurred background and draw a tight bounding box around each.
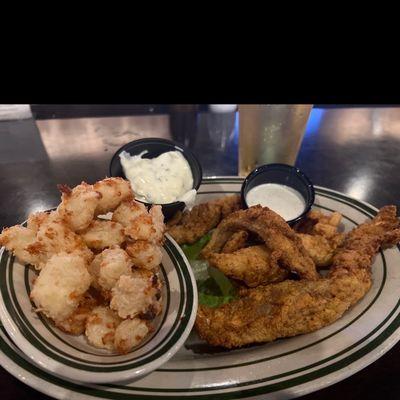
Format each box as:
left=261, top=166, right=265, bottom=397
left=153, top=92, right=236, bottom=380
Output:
left=1, top=103, right=400, bottom=227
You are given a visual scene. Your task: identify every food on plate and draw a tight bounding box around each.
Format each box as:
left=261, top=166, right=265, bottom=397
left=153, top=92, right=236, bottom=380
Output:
left=80, top=220, right=125, bottom=250
left=56, top=291, right=102, bottom=335
left=167, top=203, right=221, bottom=245
left=245, top=183, right=306, bottom=221
left=295, top=210, right=345, bottom=267
left=110, top=269, right=162, bottom=319
left=201, top=206, right=319, bottom=280
left=85, top=306, right=122, bottom=350
left=125, top=240, right=163, bottom=270
left=119, top=150, right=196, bottom=205
left=298, top=233, right=343, bottom=267
left=93, top=177, right=133, bottom=215
left=167, top=194, right=241, bottom=245
left=112, top=200, right=164, bottom=243
left=30, top=252, right=92, bottom=323
left=207, top=245, right=288, bottom=287
left=114, top=318, right=151, bottom=354
left=195, top=205, right=400, bottom=348
left=0, top=177, right=165, bottom=354
left=221, top=230, right=248, bottom=253
left=34, top=213, right=94, bottom=265
left=57, top=182, right=102, bottom=232
left=88, top=247, right=133, bottom=295
left=0, top=225, right=40, bottom=267
left=294, top=210, right=344, bottom=240
left=0, top=213, right=93, bottom=270
left=211, top=195, right=243, bottom=218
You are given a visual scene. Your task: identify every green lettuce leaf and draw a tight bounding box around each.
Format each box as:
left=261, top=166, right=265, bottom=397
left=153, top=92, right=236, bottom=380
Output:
left=181, top=232, right=212, bottom=260
left=182, top=233, right=237, bottom=308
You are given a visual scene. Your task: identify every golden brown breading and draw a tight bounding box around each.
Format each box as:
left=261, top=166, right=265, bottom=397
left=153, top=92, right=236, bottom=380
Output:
left=125, top=240, right=162, bottom=270
left=1, top=213, right=93, bottom=270
left=167, top=203, right=223, bottom=245
left=331, top=205, right=400, bottom=276
left=0, top=226, right=41, bottom=267
left=195, top=206, right=400, bottom=348
left=298, top=233, right=343, bottom=268
left=196, top=271, right=370, bottom=348
left=295, top=210, right=342, bottom=238
left=207, top=245, right=287, bottom=287
left=167, top=195, right=241, bottom=245
left=57, top=182, right=101, bottom=232
left=210, top=195, right=242, bottom=218
left=113, top=201, right=164, bottom=244
left=56, top=290, right=101, bottom=335
left=221, top=230, right=248, bottom=253
left=202, top=206, right=319, bottom=280
left=79, top=219, right=125, bottom=250
left=93, top=177, right=133, bottom=215
left=294, top=210, right=345, bottom=267
left=30, top=252, right=92, bottom=323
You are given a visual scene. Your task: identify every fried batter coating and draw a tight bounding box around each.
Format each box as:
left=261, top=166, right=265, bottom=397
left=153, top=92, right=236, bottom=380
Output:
left=113, top=201, right=164, bottom=244
left=298, top=233, right=338, bottom=267
left=1, top=213, right=93, bottom=270
left=93, top=177, right=133, bottom=215
left=196, top=271, right=370, bottom=348
left=195, top=206, right=400, bottom=348
left=110, top=269, right=162, bottom=319
left=114, top=318, right=150, bottom=354
left=30, top=253, right=92, bottom=323
left=27, top=212, right=51, bottom=232
left=85, top=306, right=121, bottom=350
left=294, top=210, right=345, bottom=267
left=167, top=195, right=241, bottom=245
left=210, top=195, right=242, bottom=218
left=202, top=206, right=319, bottom=280
left=57, top=182, right=101, bottom=232
left=33, top=215, right=93, bottom=267
left=167, top=202, right=221, bottom=245
left=79, top=219, right=125, bottom=250
left=207, top=245, right=288, bottom=287
left=295, top=210, right=343, bottom=238
left=221, top=231, right=248, bottom=254
left=125, top=240, right=163, bottom=270
left=56, top=291, right=101, bottom=335
left=331, top=205, right=400, bottom=275
left=0, top=177, right=164, bottom=354
left=0, top=226, right=41, bottom=267
left=88, top=247, right=132, bottom=294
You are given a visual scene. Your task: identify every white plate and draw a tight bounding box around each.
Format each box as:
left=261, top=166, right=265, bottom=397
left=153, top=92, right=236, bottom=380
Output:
left=0, top=233, right=197, bottom=383
left=1, top=177, right=400, bottom=399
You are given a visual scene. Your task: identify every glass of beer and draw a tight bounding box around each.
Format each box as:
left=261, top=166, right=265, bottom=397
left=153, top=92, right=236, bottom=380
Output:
left=238, top=104, right=312, bottom=176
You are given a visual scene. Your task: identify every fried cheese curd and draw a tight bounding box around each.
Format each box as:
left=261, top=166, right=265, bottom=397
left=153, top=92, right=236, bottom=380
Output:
left=0, top=177, right=165, bottom=354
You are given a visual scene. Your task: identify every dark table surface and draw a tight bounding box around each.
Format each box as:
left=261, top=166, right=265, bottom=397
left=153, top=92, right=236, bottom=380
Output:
left=1, top=106, right=400, bottom=399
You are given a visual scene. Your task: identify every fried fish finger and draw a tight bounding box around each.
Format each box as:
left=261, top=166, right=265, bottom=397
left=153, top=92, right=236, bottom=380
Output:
left=195, top=206, right=400, bottom=348
left=202, top=206, right=319, bottom=280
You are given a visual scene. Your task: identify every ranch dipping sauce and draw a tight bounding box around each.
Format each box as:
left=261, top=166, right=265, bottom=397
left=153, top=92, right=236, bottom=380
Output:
left=246, top=183, right=305, bottom=221
left=119, top=150, right=196, bottom=205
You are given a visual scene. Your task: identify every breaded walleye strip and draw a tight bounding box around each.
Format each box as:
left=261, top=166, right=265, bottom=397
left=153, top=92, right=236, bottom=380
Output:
left=207, top=245, right=287, bottom=287
left=202, top=206, right=319, bottom=280
left=167, top=195, right=241, bottom=245
left=195, top=206, right=400, bottom=348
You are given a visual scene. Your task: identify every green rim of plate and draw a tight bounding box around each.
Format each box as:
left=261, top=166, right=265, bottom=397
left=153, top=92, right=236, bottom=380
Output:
left=0, top=236, right=195, bottom=372
left=1, top=178, right=400, bottom=400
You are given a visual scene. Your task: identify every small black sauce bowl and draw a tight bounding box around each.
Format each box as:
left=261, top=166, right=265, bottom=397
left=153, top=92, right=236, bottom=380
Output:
left=109, top=138, right=203, bottom=221
left=241, top=163, right=315, bottom=226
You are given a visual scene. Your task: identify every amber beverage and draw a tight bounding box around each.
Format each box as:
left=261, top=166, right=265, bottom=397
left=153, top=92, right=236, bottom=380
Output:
left=238, top=104, right=312, bottom=176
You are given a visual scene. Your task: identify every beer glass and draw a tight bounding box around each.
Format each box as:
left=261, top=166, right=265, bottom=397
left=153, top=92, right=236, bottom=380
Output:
left=238, top=104, right=312, bottom=176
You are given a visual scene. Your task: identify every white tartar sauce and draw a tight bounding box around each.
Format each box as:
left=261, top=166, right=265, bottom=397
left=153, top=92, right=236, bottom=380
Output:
left=246, top=183, right=305, bottom=221
left=119, top=150, right=196, bottom=205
